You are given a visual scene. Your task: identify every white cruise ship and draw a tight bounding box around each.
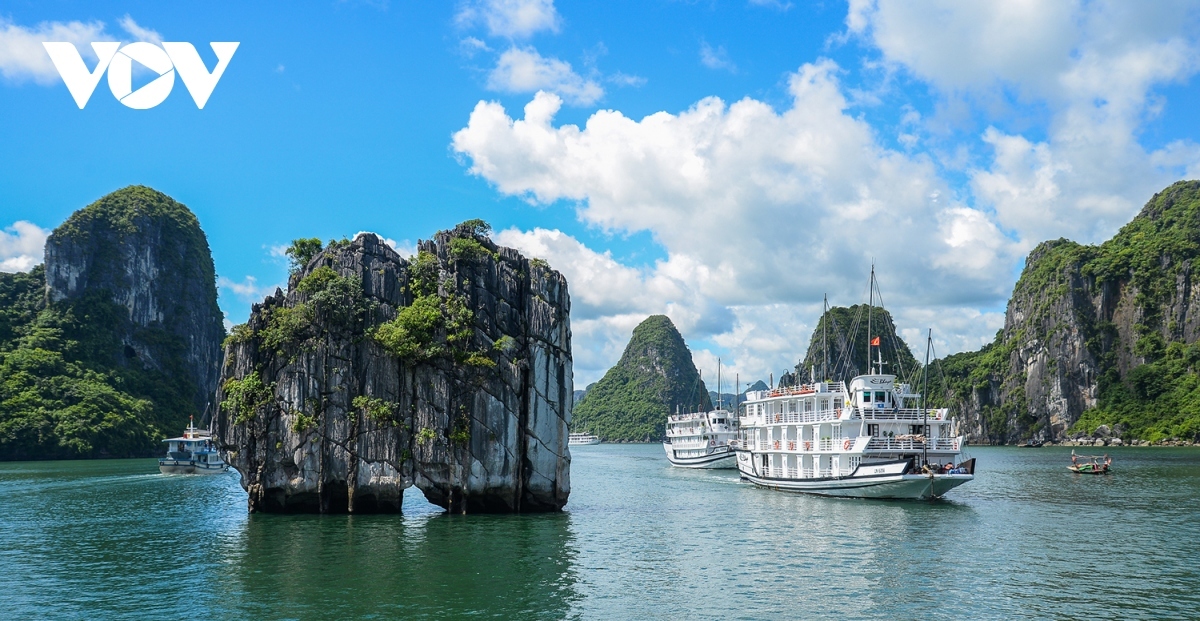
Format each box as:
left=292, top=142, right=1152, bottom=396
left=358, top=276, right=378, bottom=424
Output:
left=734, top=374, right=974, bottom=498
left=568, top=432, right=601, bottom=446
left=663, top=409, right=738, bottom=468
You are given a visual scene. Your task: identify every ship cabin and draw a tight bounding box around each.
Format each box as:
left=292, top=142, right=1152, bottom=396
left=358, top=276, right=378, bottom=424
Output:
left=665, top=409, right=737, bottom=454
left=737, top=374, right=963, bottom=478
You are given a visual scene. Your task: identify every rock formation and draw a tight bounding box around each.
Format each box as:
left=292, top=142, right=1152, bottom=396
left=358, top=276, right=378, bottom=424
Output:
left=572, top=315, right=711, bottom=442
left=43, top=185, right=225, bottom=414
left=215, top=224, right=572, bottom=513
left=796, top=304, right=919, bottom=383
left=0, top=186, right=225, bottom=460
left=934, top=180, right=1200, bottom=444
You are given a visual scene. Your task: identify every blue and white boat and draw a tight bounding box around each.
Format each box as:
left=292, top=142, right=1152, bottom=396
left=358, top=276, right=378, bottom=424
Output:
left=159, top=418, right=229, bottom=475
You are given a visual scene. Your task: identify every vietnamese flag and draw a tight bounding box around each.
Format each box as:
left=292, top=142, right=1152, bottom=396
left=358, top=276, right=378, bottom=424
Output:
left=870, top=336, right=881, bottom=346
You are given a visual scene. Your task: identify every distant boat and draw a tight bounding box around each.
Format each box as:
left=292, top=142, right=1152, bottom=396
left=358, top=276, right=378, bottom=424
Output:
left=568, top=432, right=601, bottom=446
left=159, top=417, right=229, bottom=475
left=1019, top=440, right=1044, bottom=448
left=1068, top=451, right=1111, bottom=475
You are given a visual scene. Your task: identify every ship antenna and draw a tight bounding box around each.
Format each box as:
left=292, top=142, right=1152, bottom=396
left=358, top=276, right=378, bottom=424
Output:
left=867, top=263, right=874, bottom=374
left=718, top=358, right=722, bottom=410
left=921, top=328, right=932, bottom=469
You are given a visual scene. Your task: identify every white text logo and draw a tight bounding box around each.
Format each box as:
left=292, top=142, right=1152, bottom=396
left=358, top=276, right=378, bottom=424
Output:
left=42, top=42, right=239, bottom=109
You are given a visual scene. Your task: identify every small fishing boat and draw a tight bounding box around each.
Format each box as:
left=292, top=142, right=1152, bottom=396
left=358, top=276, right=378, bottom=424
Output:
left=1068, top=451, right=1111, bottom=475
left=1019, top=440, right=1044, bottom=448
left=568, top=432, right=601, bottom=446
left=159, top=417, right=229, bottom=475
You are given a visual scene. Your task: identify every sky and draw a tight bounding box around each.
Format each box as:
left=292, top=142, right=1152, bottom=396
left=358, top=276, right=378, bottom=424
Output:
left=2, top=1, right=1200, bottom=389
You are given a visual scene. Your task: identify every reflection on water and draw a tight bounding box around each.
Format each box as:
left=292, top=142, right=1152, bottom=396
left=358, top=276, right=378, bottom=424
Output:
left=213, top=500, right=580, bottom=619
left=1, top=446, right=1198, bottom=619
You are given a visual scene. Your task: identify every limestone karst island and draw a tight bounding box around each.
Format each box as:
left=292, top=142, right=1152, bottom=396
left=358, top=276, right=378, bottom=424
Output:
left=5, top=4, right=1200, bottom=617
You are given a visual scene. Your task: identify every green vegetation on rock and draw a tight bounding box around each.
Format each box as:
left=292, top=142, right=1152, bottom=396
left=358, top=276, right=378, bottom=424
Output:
left=572, top=315, right=711, bottom=442
left=1, top=187, right=224, bottom=459
left=926, top=180, right=1200, bottom=443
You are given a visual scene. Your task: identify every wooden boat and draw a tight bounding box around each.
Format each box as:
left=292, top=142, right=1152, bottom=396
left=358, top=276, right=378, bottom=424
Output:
left=1019, top=440, right=1044, bottom=448
left=1068, top=451, right=1111, bottom=475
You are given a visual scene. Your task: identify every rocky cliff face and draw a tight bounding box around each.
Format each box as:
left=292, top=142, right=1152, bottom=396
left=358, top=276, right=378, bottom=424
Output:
left=42, top=186, right=225, bottom=416
left=936, top=181, right=1200, bottom=444
left=572, top=315, right=711, bottom=442
left=215, top=226, right=572, bottom=514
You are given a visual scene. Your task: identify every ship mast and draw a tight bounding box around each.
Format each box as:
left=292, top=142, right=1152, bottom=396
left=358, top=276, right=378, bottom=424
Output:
left=822, top=293, right=828, bottom=381
left=867, top=263, right=874, bottom=374
left=921, top=328, right=932, bottom=468
left=717, top=358, right=722, bottom=410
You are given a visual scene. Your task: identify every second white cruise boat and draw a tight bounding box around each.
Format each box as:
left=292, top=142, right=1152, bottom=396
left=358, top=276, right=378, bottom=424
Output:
left=663, top=408, right=738, bottom=468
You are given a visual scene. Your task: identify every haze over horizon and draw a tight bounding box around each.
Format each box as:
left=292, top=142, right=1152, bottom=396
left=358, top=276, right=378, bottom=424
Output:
left=2, top=0, right=1199, bottom=386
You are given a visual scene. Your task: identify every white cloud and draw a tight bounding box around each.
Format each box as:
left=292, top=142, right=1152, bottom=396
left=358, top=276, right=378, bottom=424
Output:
left=748, top=0, right=793, bottom=12
left=455, top=1, right=1200, bottom=384
left=607, top=71, right=646, bottom=88
left=850, top=0, right=1200, bottom=245
left=457, top=0, right=561, bottom=39
left=459, top=36, right=491, bottom=58
left=218, top=276, right=271, bottom=302
left=0, top=221, right=49, bottom=273
left=456, top=62, right=1024, bottom=383
left=118, top=15, right=161, bottom=44
left=699, top=40, right=736, bottom=73
left=486, top=46, right=603, bottom=105
left=0, top=18, right=110, bottom=83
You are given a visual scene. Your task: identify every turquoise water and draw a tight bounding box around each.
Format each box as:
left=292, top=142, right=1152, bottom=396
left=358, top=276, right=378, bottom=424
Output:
left=2, top=445, right=1198, bottom=619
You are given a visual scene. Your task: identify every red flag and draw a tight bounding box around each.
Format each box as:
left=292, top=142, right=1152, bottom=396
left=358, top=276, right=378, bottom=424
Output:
left=870, top=336, right=881, bottom=346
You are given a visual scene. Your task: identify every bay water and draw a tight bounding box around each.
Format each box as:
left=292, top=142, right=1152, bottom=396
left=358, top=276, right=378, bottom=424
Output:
left=2, top=445, right=1198, bottom=619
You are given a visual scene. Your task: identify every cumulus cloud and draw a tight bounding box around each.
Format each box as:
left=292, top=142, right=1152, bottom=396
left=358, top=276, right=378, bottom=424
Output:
left=0, top=221, right=49, bottom=273
left=455, top=1, right=1200, bottom=384
left=850, top=0, right=1200, bottom=245
left=457, top=0, right=561, bottom=39
left=486, top=46, right=603, bottom=105
left=455, top=61, right=1025, bottom=382
left=0, top=18, right=110, bottom=83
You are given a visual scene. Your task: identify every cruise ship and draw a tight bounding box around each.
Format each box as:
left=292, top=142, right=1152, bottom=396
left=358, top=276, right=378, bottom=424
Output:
left=733, top=374, right=973, bottom=498
left=663, top=408, right=738, bottom=468
left=733, top=271, right=975, bottom=499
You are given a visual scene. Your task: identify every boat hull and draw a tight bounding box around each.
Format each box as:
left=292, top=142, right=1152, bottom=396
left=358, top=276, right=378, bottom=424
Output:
left=158, top=460, right=229, bottom=475
left=664, top=444, right=737, bottom=469
left=736, top=452, right=972, bottom=499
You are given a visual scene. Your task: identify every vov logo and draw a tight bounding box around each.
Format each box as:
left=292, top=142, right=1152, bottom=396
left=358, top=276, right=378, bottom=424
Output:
left=42, top=42, right=239, bottom=109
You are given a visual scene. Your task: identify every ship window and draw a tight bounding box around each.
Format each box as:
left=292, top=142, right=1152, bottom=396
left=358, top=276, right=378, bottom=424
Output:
left=862, top=391, right=872, bottom=403
left=868, top=424, right=879, bottom=437
left=875, top=391, right=887, bottom=403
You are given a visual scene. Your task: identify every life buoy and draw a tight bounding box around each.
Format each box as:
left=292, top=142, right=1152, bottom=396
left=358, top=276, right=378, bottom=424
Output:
left=804, top=441, right=812, bottom=451
left=843, top=439, right=851, bottom=451
left=710, top=439, right=715, bottom=447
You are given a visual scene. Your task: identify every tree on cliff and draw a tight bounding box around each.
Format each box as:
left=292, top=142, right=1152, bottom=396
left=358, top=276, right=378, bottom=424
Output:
left=0, top=186, right=224, bottom=460
left=572, top=315, right=712, bottom=442
left=927, top=180, right=1200, bottom=444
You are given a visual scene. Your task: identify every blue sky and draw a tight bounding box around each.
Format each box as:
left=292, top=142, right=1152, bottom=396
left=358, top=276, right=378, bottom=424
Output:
left=2, top=1, right=1200, bottom=387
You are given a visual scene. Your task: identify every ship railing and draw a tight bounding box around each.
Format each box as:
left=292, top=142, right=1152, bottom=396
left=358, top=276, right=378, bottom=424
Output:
left=786, top=467, right=798, bottom=478
left=818, top=438, right=833, bottom=451
left=761, top=410, right=844, bottom=425
left=801, top=468, right=813, bottom=478
left=866, top=438, right=960, bottom=451
left=758, top=441, right=771, bottom=451
left=818, top=468, right=832, bottom=477
left=770, top=466, right=784, bottom=478
left=857, top=408, right=949, bottom=421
